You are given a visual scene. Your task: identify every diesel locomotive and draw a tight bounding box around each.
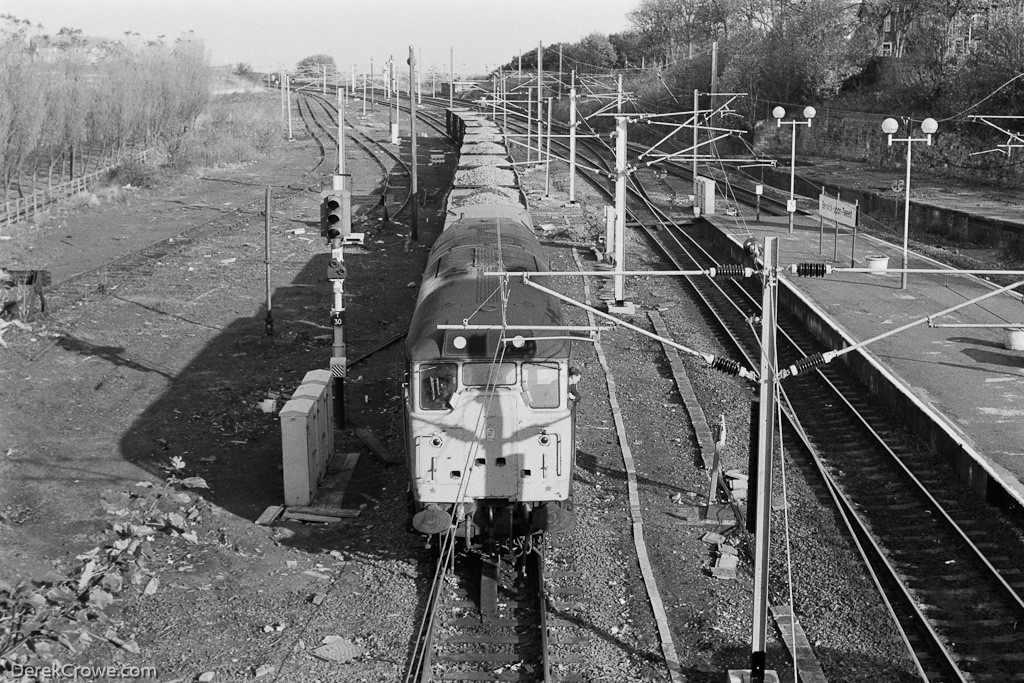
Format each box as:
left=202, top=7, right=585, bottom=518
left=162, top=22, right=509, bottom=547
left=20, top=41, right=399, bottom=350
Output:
left=403, top=109, right=576, bottom=546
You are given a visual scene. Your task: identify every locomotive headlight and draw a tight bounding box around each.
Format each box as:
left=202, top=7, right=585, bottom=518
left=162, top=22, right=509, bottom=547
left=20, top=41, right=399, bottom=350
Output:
left=430, top=436, right=443, bottom=448
left=511, top=335, right=526, bottom=349
left=453, top=336, right=467, bottom=350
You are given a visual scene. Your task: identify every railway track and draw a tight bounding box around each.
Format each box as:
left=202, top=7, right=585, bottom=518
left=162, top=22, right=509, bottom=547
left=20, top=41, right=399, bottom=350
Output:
left=457, top=96, right=1024, bottom=678
left=405, top=534, right=590, bottom=683
left=625, top=171, right=1024, bottom=680
left=20, top=90, right=398, bottom=360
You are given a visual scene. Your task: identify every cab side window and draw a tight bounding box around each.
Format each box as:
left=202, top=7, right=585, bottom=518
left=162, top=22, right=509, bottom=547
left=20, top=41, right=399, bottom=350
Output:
left=419, top=363, right=457, bottom=410
left=522, top=362, right=560, bottom=409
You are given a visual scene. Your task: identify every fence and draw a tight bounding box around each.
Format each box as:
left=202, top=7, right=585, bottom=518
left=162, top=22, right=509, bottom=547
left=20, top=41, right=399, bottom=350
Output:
left=1, top=149, right=153, bottom=231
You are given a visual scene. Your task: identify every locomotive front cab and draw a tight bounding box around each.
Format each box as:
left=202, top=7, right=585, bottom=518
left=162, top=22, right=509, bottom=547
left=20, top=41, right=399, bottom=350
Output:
left=405, top=328, right=576, bottom=540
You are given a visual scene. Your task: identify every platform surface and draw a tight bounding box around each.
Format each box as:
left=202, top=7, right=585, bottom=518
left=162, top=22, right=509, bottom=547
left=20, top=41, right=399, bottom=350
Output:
left=704, top=212, right=1024, bottom=503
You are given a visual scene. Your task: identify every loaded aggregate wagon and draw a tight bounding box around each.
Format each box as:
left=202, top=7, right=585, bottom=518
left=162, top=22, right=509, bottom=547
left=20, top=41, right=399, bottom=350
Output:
left=403, top=110, right=576, bottom=544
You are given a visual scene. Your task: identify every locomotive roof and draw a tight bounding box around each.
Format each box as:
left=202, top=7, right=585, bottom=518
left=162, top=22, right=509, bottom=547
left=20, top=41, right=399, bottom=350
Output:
left=407, top=216, right=569, bottom=362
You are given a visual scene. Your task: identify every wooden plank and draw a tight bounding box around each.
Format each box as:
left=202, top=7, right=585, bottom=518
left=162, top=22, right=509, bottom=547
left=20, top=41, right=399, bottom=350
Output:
left=286, top=505, right=361, bottom=518
left=282, top=511, right=349, bottom=523
left=255, top=505, right=284, bottom=526
left=314, top=452, right=360, bottom=508
left=354, top=427, right=401, bottom=465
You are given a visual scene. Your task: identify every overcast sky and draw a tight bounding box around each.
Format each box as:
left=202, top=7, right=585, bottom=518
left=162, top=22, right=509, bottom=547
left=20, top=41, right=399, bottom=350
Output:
left=6, top=0, right=636, bottom=74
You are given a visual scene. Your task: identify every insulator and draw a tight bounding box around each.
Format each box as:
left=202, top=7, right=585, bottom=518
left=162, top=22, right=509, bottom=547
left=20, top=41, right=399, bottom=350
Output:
left=792, top=263, right=831, bottom=277
left=711, top=357, right=742, bottom=377
left=787, top=353, right=826, bottom=376
left=714, top=264, right=746, bottom=278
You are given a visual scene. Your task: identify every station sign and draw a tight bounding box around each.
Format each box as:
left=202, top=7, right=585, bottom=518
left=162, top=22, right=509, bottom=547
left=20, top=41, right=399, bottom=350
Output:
left=818, top=193, right=858, bottom=228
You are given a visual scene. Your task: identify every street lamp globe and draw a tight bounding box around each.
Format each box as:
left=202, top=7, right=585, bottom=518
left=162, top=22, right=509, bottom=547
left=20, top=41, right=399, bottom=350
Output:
left=803, top=106, right=816, bottom=120
left=772, top=106, right=786, bottom=120
left=881, top=118, right=899, bottom=135
left=921, top=118, right=938, bottom=134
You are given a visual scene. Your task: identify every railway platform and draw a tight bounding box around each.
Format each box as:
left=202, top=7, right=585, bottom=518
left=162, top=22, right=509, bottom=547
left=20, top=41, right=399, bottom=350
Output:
left=699, top=210, right=1024, bottom=509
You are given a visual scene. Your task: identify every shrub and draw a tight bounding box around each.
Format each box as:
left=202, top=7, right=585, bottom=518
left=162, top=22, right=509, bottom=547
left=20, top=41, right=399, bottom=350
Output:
left=166, top=93, right=279, bottom=171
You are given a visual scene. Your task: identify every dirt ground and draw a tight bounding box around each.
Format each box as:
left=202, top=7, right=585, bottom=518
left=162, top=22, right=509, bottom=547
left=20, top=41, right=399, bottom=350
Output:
left=1, top=91, right=917, bottom=683
left=0, top=92, right=456, bottom=681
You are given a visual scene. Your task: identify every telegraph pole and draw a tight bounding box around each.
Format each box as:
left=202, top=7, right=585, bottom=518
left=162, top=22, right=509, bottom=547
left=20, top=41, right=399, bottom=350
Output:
left=369, top=59, right=375, bottom=112
left=409, top=46, right=419, bottom=240
left=449, top=47, right=454, bottom=108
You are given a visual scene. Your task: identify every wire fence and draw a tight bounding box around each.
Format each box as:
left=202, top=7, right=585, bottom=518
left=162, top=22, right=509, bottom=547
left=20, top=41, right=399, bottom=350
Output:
left=1, top=148, right=153, bottom=231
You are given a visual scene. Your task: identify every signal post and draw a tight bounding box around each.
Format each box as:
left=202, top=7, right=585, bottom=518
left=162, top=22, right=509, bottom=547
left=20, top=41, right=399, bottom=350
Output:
left=320, top=89, right=361, bottom=429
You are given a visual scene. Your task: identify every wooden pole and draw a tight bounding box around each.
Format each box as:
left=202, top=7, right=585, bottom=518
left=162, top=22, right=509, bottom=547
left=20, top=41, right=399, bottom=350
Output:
left=264, top=187, right=273, bottom=336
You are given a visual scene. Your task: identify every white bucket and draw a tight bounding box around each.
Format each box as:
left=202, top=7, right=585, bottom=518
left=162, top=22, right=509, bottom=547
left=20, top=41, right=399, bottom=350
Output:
left=866, top=255, right=890, bottom=274
left=1003, top=328, right=1024, bottom=351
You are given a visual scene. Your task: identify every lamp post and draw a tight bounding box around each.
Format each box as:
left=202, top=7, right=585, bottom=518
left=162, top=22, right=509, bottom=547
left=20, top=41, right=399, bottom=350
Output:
left=882, top=116, right=937, bottom=290
left=773, top=106, right=816, bottom=234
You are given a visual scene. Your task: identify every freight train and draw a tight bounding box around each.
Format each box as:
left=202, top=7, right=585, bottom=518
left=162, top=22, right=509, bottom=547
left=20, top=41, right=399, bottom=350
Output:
left=403, top=109, right=576, bottom=547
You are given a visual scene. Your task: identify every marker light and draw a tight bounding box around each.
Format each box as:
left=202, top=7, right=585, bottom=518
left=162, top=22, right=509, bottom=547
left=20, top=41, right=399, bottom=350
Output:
left=511, top=335, right=526, bottom=348
left=453, top=336, right=467, bottom=349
